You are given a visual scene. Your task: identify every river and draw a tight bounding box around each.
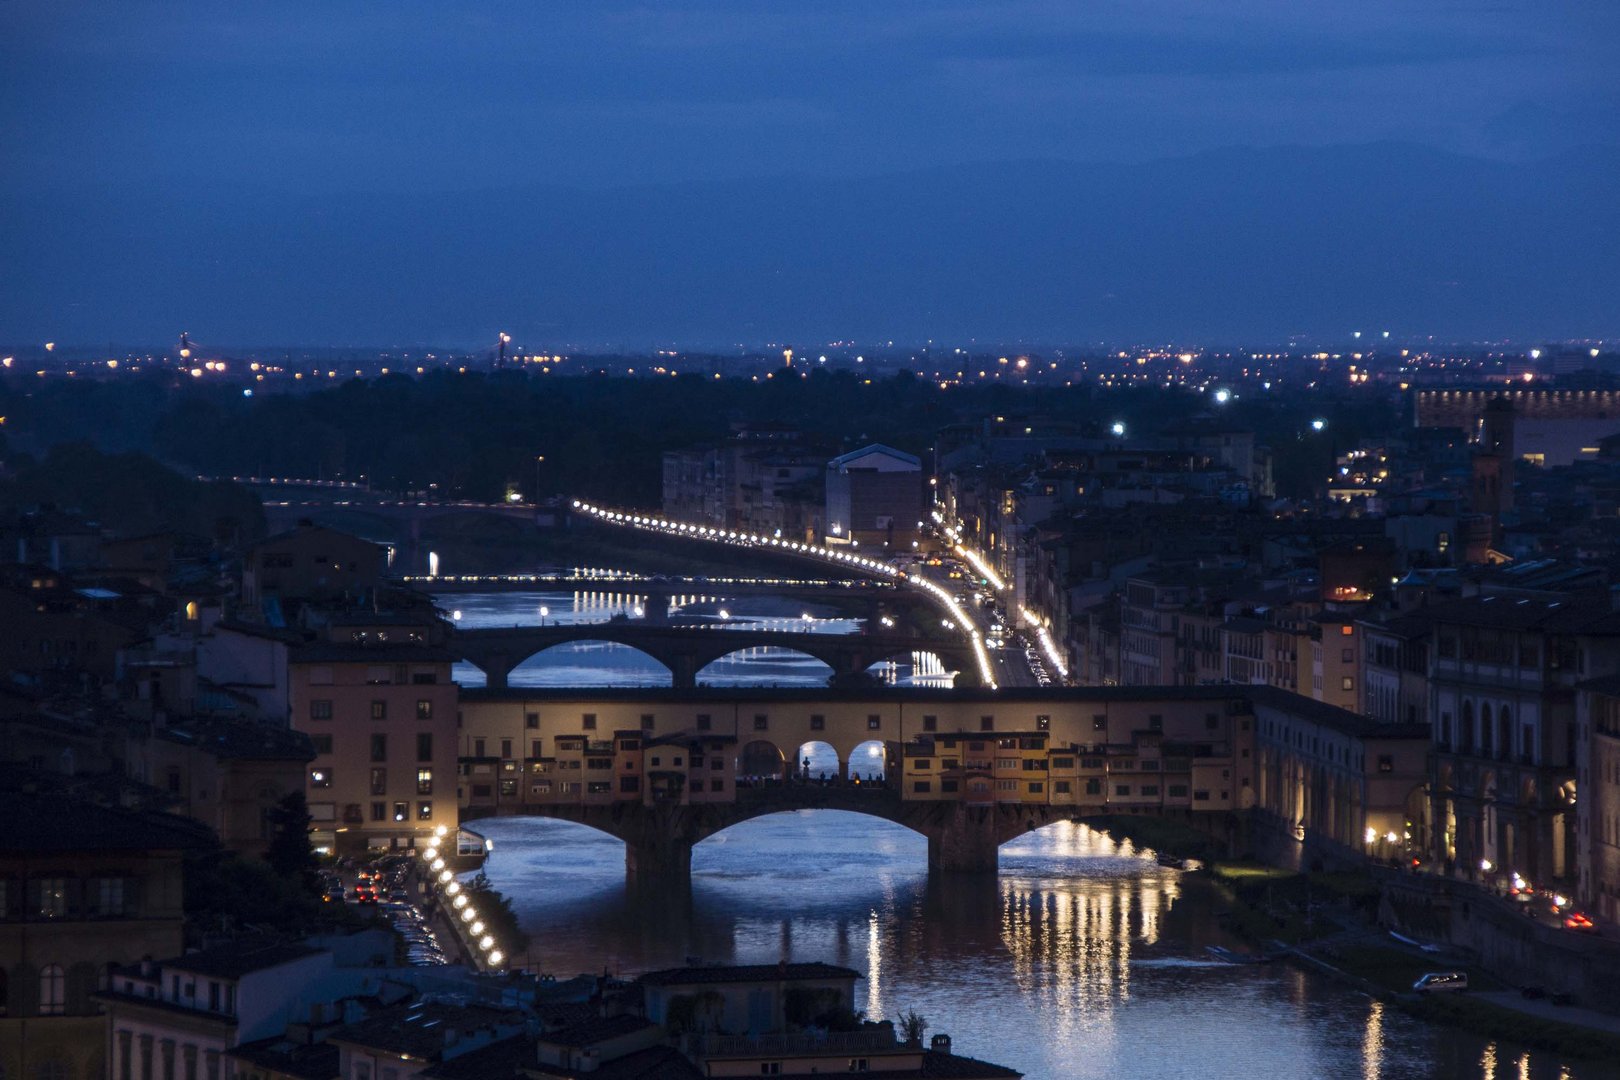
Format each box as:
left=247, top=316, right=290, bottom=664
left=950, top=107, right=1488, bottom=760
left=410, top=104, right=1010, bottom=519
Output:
left=444, top=589, right=1615, bottom=1080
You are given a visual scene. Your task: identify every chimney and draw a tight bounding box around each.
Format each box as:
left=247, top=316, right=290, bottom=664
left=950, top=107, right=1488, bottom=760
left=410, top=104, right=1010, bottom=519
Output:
left=931, top=1033, right=952, bottom=1054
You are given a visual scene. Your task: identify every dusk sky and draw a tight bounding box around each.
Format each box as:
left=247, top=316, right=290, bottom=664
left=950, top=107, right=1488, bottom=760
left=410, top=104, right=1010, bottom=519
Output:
left=4, top=2, right=1617, bottom=346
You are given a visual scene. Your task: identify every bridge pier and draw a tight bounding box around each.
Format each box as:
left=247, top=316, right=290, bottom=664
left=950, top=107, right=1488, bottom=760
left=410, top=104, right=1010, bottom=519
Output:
left=926, top=804, right=1000, bottom=874
left=625, top=836, right=694, bottom=879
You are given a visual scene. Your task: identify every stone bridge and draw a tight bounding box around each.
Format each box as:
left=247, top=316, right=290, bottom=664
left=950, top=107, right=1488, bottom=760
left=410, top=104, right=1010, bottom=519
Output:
left=453, top=623, right=979, bottom=689
left=463, top=783, right=1117, bottom=876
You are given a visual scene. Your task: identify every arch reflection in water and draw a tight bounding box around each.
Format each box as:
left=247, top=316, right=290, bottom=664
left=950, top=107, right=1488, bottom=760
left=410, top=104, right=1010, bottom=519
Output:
left=472, top=812, right=1614, bottom=1080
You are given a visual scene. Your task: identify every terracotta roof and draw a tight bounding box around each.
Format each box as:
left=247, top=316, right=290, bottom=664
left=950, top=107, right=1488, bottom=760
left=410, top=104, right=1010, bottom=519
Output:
left=328, top=1002, right=524, bottom=1060
left=0, top=793, right=214, bottom=854
left=163, top=938, right=324, bottom=980
left=537, top=1013, right=657, bottom=1049
left=227, top=1038, right=339, bottom=1080
left=640, top=962, right=859, bottom=987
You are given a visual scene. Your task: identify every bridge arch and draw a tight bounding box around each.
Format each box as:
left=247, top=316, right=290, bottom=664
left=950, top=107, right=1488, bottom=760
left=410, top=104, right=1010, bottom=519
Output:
left=695, top=646, right=837, bottom=687
left=847, top=739, right=887, bottom=783
left=863, top=648, right=957, bottom=687
left=738, top=739, right=787, bottom=782
left=795, top=740, right=840, bottom=781
left=459, top=637, right=676, bottom=689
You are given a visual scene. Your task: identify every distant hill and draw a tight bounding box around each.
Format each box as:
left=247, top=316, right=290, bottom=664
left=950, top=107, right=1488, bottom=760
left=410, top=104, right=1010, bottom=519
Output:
left=4, top=143, right=1616, bottom=345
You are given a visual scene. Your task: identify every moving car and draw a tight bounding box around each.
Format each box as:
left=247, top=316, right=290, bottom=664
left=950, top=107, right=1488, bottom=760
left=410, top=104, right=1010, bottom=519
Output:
left=1412, top=972, right=1468, bottom=995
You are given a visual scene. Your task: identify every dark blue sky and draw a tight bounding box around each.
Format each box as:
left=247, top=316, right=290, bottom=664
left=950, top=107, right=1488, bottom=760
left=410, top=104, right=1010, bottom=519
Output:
left=3, top=2, right=1617, bottom=345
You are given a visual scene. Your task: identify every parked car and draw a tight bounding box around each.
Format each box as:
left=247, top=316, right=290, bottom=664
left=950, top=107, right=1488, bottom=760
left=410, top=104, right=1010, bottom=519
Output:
left=1413, top=972, right=1468, bottom=995
left=1563, top=911, right=1598, bottom=933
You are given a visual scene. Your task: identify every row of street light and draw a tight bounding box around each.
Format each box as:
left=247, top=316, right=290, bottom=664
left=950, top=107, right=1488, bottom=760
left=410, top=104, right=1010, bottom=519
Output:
left=571, top=500, right=998, bottom=688
left=421, top=826, right=505, bottom=970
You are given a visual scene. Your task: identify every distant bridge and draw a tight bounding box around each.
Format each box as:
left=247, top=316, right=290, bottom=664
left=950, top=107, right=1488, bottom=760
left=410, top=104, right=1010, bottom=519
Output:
left=462, top=783, right=1131, bottom=875
left=453, top=622, right=977, bottom=690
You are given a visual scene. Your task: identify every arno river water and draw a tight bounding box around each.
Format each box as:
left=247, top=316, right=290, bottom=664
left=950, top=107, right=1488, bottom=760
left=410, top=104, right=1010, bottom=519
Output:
left=445, top=589, right=1613, bottom=1080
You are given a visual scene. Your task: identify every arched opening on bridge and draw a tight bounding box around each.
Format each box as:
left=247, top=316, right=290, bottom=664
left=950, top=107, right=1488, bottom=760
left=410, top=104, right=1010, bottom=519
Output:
left=695, top=647, right=835, bottom=688
left=864, top=650, right=956, bottom=688
left=458, top=640, right=675, bottom=690
left=738, top=740, right=786, bottom=783
left=847, top=739, right=887, bottom=784
left=796, top=740, right=840, bottom=782
left=693, top=810, right=927, bottom=876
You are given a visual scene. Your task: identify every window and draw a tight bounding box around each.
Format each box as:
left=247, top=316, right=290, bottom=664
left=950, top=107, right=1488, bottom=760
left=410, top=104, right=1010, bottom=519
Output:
left=867, top=714, right=882, bottom=730
left=1342, top=648, right=1355, bottom=664
left=620, top=776, right=641, bottom=793
left=980, top=716, right=994, bottom=732
left=1193, top=790, right=1210, bottom=801
left=393, top=802, right=407, bottom=822
left=1051, top=757, right=1074, bottom=769
left=711, top=779, right=724, bottom=792
left=1142, top=785, right=1159, bottom=796
left=416, top=700, right=433, bottom=720
left=525, top=712, right=539, bottom=729
left=913, top=781, right=932, bottom=794
left=309, top=699, right=333, bottom=721
left=923, top=715, right=937, bottom=732
left=1341, top=625, right=1354, bottom=636
left=1115, top=784, right=1130, bottom=796
left=531, top=740, right=542, bottom=758
left=92, top=877, right=126, bottom=917
left=310, top=768, right=332, bottom=789
left=310, top=734, right=333, bottom=755
left=1028, top=782, right=1044, bottom=794
left=1169, top=784, right=1188, bottom=797
left=1036, top=714, right=1050, bottom=731
left=754, top=714, right=769, bottom=731
left=1085, top=779, right=1102, bottom=795
left=417, top=768, right=433, bottom=794
left=1054, top=781, right=1070, bottom=793
left=1149, top=714, right=1163, bottom=730
left=1093, top=714, right=1107, bottom=731
left=697, top=713, right=712, bottom=731
left=370, top=734, right=388, bottom=762
left=501, top=739, right=513, bottom=759
left=416, top=733, right=433, bottom=762
left=417, top=801, right=432, bottom=820
left=38, top=964, right=65, bottom=1015
left=582, top=713, right=598, bottom=730
left=941, top=779, right=959, bottom=793
left=474, top=738, right=486, bottom=758
left=1341, top=676, right=1355, bottom=691
left=1377, top=755, right=1393, bottom=774
left=370, top=768, right=387, bottom=795
left=370, top=802, right=386, bottom=821
left=641, top=714, right=655, bottom=731
left=370, top=700, right=387, bottom=721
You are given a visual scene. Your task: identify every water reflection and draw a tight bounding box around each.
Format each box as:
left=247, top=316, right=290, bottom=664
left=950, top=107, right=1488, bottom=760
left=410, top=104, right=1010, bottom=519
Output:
left=475, top=813, right=1616, bottom=1080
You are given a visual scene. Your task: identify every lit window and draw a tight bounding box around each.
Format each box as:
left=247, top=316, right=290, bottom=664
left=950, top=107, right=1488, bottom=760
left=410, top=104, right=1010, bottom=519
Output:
left=39, top=964, right=65, bottom=1015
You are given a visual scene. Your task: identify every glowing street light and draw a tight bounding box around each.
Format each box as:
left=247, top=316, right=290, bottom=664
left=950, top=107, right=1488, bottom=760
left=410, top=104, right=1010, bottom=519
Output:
left=1110, top=421, right=1126, bottom=437
left=1311, top=419, right=1327, bottom=432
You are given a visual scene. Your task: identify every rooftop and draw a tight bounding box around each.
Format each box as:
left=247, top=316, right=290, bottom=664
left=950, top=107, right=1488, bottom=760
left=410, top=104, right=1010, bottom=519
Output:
left=641, top=962, right=860, bottom=987
left=162, top=938, right=324, bottom=980
left=0, top=792, right=214, bottom=855
left=328, top=1001, right=524, bottom=1060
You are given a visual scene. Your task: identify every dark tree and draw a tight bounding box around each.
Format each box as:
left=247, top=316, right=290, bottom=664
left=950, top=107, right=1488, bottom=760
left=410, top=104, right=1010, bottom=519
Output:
left=264, top=792, right=320, bottom=894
